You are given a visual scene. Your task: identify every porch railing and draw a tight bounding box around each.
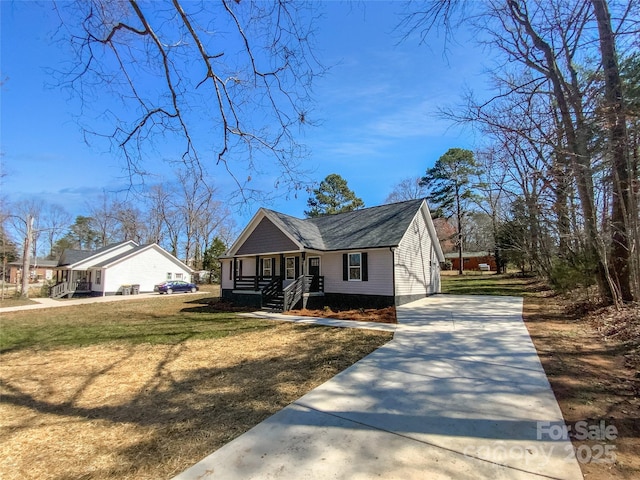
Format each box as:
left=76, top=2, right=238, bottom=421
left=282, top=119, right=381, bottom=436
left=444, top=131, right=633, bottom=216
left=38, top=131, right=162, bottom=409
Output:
left=234, top=275, right=323, bottom=291
left=306, top=275, right=324, bottom=293
left=283, top=275, right=306, bottom=311
left=50, top=280, right=92, bottom=299
left=50, top=282, right=69, bottom=299
left=234, top=276, right=278, bottom=291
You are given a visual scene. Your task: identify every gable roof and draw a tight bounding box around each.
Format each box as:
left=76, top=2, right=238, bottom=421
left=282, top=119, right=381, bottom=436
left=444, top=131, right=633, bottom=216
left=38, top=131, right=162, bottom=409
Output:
left=57, top=241, right=193, bottom=273
left=267, top=198, right=425, bottom=251
left=57, top=241, right=137, bottom=268
left=58, top=249, right=94, bottom=266
left=92, top=243, right=193, bottom=272
left=227, top=198, right=439, bottom=256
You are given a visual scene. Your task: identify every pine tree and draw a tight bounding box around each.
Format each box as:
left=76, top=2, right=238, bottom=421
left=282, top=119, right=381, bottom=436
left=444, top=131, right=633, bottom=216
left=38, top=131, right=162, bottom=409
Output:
left=305, top=174, right=364, bottom=217
left=420, top=148, right=482, bottom=274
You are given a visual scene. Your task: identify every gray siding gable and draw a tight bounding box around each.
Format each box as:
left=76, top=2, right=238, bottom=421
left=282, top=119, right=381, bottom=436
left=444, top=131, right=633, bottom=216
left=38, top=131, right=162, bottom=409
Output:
left=236, top=217, right=299, bottom=255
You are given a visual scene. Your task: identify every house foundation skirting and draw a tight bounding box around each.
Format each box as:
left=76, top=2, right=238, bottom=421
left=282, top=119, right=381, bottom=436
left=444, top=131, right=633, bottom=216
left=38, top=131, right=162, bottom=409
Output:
left=222, top=289, right=263, bottom=308
left=222, top=289, right=394, bottom=310
left=307, top=293, right=395, bottom=310
left=394, top=292, right=436, bottom=306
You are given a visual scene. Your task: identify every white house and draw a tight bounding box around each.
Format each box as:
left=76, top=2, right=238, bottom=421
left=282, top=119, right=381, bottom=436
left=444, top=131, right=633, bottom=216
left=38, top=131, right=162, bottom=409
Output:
left=51, top=241, right=193, bottom=298
left=220, top=199, right=445, bottom=311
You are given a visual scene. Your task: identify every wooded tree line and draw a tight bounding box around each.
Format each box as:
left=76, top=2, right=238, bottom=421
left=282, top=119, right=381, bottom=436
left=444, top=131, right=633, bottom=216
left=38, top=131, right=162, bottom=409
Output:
left=1, top=170, right=236, bottom=271
left=395, top=0, right=639, bottom=305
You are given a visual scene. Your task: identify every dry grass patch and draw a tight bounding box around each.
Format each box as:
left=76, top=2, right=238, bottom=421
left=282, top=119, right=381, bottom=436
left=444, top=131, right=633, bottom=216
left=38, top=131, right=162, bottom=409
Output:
left=1, top=293, right=392, bottom=479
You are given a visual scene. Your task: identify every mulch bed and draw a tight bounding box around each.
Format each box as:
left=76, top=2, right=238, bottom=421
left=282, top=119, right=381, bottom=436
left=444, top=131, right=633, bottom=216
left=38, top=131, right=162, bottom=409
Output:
left=286, top=306, right=397, bottom=324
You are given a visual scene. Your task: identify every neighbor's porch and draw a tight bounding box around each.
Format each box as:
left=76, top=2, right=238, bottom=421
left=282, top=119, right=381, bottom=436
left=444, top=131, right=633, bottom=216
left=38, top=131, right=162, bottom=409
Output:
left=50, top=268, right=93, bottom=298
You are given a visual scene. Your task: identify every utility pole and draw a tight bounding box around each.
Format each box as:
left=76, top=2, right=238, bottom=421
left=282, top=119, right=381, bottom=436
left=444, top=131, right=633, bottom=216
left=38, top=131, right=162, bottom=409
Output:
left=20, top=215, right=34, bottom=299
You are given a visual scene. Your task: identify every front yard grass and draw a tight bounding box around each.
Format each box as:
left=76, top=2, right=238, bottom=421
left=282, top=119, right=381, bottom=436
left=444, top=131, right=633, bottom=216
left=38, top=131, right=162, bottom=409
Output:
left=0, top=294, right=268, bottom=353
left=0, top=292, right=393, bottom=479
left=440, top=271, right=542, bottom=296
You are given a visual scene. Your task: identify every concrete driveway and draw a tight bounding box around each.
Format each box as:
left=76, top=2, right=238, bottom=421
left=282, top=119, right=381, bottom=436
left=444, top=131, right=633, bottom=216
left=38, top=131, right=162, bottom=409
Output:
left=173, top=295, right=583, bottom=479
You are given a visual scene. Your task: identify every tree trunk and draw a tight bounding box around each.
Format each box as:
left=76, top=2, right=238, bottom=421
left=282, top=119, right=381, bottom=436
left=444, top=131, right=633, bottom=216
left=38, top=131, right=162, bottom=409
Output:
left=592, top=0, right=634, bottom=302
left=20, top=216, right=34, bottom=299
left=456, top=184, right=464, bottom=275
left=506, top=0, right=611, bottom=301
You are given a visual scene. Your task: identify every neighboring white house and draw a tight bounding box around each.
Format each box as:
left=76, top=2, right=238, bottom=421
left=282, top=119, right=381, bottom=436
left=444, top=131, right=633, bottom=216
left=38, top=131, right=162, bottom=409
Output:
left=220, top=199, right=445, bottom=311
left=51, top=241, right=193, bottom=298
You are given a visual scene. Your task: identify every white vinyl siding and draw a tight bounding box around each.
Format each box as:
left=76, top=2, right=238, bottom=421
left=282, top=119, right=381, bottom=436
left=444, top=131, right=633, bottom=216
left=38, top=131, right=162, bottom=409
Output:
left=103, top=247, right=192, bottom=294
left=322, top=249, right=393, bottom=296
left=395, top=209, right=440, bottom=297
left=221, top=260, right=232, bottom=289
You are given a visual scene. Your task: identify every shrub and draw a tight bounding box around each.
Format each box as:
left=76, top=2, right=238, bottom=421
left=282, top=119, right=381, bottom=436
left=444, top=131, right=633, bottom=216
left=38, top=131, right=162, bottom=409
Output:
left=549, top=259, right=595, bottom=293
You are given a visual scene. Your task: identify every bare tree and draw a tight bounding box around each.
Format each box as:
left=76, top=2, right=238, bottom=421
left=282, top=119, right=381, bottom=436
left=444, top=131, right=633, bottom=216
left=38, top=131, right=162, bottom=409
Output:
left=40, top=203, right=72, bottom=258
left=113, top=201, right=146, bottom=243
left=175, top=169, right=218, bottom=265
left=53, top=0, right=323, bottom=200
left=400, top=0, right=639, bottom=303
left=144, top=183, right=183, bottom=257
left=384, top=177, right=428, bottom=203
left=87, top=192, right=119, bottom=247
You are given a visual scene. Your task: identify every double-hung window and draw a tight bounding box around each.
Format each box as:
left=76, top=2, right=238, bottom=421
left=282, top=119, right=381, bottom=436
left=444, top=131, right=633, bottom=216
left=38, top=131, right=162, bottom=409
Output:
left=285, top=257, right=296, bottom=280
left=348, top=253, right=362, bottom=281
left=263, top=258, right=273, bottom=277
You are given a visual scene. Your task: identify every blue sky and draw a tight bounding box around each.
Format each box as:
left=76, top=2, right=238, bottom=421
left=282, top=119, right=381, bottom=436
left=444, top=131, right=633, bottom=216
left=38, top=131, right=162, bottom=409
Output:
left=1, top=1, right=488, bottom=224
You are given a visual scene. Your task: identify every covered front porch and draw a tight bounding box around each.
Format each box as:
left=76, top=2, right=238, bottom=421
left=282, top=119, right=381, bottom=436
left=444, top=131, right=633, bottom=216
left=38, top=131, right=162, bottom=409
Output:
left=50, top=269, right=93, bottom=299
left=224, top=252, right=324, bottom=311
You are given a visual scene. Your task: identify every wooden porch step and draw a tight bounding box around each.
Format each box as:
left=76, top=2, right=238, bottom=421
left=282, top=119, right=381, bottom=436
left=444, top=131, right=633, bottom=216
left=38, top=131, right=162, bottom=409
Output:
left=262, top=293, right=284, bottom=312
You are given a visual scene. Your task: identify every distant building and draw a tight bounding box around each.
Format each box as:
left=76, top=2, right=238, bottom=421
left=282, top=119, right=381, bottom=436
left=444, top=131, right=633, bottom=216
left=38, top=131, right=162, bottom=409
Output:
left=444, top=252, right=496, bottom=271
left=7, top=259, right=58, bottom=284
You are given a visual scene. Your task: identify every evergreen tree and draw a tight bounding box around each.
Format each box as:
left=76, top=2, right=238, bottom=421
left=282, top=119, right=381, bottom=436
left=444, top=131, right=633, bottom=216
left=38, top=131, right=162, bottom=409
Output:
left=65, top=216, right=99, bottom=250
left=202, top=237, right=227, bottom=284
left=420, top=148, right=482, bottom=274
left=305, top=174, right=364, bottom=218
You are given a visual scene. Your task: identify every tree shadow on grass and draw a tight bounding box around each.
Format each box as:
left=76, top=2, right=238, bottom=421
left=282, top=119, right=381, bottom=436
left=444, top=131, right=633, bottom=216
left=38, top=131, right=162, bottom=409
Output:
left=181, top=296, right=257, bottom=314
left=0, top=326, right=392, bottom=480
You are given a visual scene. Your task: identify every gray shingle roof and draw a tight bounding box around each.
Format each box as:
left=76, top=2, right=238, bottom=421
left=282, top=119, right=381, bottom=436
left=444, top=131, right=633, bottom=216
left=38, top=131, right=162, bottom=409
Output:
left=57, top=241, right=133, bottom=267
left=58, top=249, right=94, bottom=266
left=92, top=244, right=147, bottom=268
left=265, top=199, right=424, bottom=251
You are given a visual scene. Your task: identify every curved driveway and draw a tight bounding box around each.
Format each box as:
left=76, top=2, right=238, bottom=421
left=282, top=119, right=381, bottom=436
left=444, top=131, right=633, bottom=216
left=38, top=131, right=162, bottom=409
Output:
left=174, top=295, right=583, bottom=479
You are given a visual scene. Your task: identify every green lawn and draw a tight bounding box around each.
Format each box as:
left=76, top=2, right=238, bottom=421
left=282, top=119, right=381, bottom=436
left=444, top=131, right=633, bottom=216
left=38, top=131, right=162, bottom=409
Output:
left=0, top=294, right=271, bottom=353
left=440, top=272, right=544, bottom=297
